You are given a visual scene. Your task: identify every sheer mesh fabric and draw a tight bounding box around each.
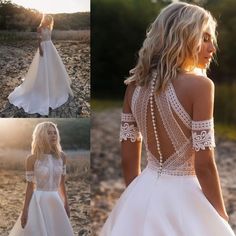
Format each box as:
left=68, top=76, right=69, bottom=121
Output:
left=25, top=155, right=64, bottom=191
left=120, top=72, right=215, bottom=176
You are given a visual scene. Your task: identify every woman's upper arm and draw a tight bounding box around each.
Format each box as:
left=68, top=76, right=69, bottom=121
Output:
left=60, top=152, right=67, bottom=177
left=192, top=77, right=214, bottom=121
left=192, top=77, right=216, bottom=168
left=25, top=155, right=36, bottom=184
left=120, top=83, right=142, bottom=143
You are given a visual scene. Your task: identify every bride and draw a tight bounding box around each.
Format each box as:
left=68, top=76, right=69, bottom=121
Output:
left=100, top=2, right=235, bottom=236
left=9, top=121, right=74, bottom=236
left=8, top=15, right=73, bottom=116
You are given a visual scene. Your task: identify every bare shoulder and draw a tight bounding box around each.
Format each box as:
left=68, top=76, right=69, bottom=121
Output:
left=191, top=74, right=214, bottom=88
left=125, top=81, right=137, bottom=101
left=26, top=154, right=36, bottom=170
left=123, top=81, right=137, bottom=110
left=183, top=74, right=214, bottom=99
left=126, top=81, right=137, bottom=94
left=60, top=151, right=67, bottom=164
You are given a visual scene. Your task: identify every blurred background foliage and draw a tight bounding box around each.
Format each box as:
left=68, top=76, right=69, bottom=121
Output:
left=0, top=118, right=90, bottom=150
left=0, top=0, right=90, bottom=31
left=92, top=0, right=236, bottom=127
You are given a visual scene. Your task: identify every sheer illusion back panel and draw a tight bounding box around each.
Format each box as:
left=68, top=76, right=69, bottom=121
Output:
left=130, top=73, right=195, bottom=176
left=146, top=103, right=175, bottom=161
left=132, top=82, right=192, bottom=162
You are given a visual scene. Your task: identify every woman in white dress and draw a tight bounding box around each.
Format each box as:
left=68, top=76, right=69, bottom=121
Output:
left=8, top=15, right=73, bottom=116
left=100, top=2, right=235, bottom=236
left=9, top=122, right=74, bottom=236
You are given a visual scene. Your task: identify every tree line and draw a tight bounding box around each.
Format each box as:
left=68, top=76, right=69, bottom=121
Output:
left=92, top=0, right=236, bottom=98
left=0, top=0, right=90, bottom=31
left=0, top=118, right=90, bottom=150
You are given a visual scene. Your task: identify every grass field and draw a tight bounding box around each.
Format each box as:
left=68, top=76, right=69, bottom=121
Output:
left=0, top=30, right=90, bottom=42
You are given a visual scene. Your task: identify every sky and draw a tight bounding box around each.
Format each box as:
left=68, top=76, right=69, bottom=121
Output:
left=11, top=0, right=90, bottom=13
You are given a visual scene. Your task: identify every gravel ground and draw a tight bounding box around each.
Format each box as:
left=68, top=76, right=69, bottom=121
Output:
left=0, top=40, right=90, bottom=118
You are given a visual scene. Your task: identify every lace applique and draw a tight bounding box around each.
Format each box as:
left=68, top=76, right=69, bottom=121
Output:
left=120, top=112, right=142, bottom=142
left=26, top=171, right=34, bottom=183
left=62, top=165, right=66, bottom=176
left=120, top=123, right=142, bottom=142
left=192, top=119, right=215, bottom=151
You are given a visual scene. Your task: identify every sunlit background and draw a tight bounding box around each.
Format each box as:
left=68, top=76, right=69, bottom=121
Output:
left=0, top=118, right=90, bottom=150
left=11, top=0, right=90, bottom=13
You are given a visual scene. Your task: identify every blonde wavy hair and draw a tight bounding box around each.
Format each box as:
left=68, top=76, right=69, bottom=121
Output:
left=31, top=122, right=62, bottom=160
left=125, top=2, right=217, bottom=92
left=39, top=14, right=54, bottom=30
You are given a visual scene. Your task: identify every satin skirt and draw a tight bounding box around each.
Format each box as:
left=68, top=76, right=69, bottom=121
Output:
left=9, top=190, right=74, bottom=236
left=100, top=166, right=235, bottom=236
left=8, top=40, right=73, bottom=115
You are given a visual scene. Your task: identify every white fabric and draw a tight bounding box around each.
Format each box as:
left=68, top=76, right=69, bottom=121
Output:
left=101, top=74, right=235, bottom=236
left=120, top=112, right=142, bottom=142
left=9, top=154, right=74, bottom=236
left=100, top=167, right=235, bottom=236
left=8, top=28, right=73, bottom=115
left=192, top=119, right=215, bottom=151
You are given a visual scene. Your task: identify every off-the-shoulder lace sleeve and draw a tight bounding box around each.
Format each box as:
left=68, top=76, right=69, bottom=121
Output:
left=120, top=112, right=142, bottom=142
left=25, top=171, right=34, bottom=183
left=192, top=118, right=216, bottom=151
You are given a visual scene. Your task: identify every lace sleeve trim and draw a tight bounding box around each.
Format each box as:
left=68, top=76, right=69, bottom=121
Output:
left=192, top=119, right=215, bottom=151
left=25, top=171, right=34, bottom=182
left=120, top=112, right=142, bottom=142
left=121, top=113, right=136, bottom=122
left=120, top=123, right=142, bottom=142
left=62, top=165, right=66, bottom=176
left=192, top=119, right=214, bottom=130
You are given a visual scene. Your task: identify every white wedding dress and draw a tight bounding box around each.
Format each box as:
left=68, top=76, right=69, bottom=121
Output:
left=8, top=28, right=73, bottom=115
left=100, top=74, right=235, bottom=236
left=9, top=154, right=74, bottom=236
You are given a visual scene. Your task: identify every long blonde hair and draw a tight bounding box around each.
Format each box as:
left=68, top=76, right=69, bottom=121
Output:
left=125, top=2, right=217, bottom=92
left=31, top=122, right=62, bottom=159
left=39, top=14, right=54, bottom=30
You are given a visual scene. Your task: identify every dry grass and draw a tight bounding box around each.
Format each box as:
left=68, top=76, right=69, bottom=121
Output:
left=0, top=30, right=90, bottom=42
left=52, top=30, right=90, bottom=42
left=0, top=149, right=89, bottom=177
